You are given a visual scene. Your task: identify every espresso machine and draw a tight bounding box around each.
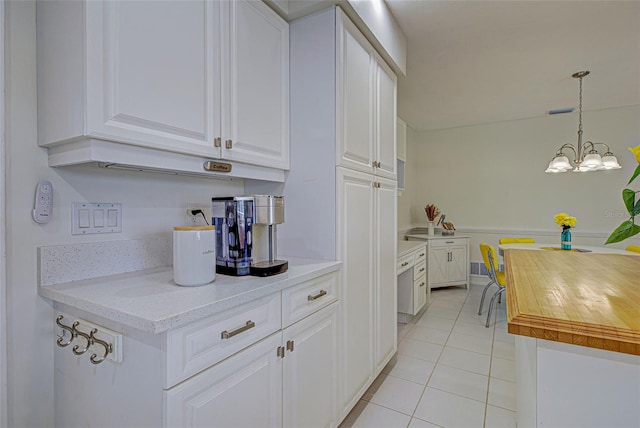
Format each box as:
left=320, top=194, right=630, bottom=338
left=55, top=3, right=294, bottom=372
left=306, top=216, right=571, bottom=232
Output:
left=250, top=195, right=288, bottom=277
left=212, top=195, right=287, bottom=277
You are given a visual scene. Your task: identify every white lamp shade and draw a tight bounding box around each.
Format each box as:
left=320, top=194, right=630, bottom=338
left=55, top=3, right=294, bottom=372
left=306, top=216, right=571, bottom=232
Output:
left=582, top=152, right=603, bottom=168
left=550, top=155, right=571, bottom=170
left=545, top=161, right=564, bottom=173
left=573, top=164, right=596, bottom=172
left=602, top=154, right=622, bottom=169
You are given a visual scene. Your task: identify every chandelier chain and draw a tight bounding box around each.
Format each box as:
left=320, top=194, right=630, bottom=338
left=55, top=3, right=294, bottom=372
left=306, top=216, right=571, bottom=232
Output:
left=578, top=75, right=583, bottom=133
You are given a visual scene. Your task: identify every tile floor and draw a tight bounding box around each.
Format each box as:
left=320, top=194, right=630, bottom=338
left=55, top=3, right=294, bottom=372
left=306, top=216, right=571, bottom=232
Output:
left=340, top=282, right=517, bottom=428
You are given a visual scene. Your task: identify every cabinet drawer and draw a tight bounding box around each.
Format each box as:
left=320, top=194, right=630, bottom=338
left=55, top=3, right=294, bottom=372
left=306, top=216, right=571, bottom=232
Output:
left=282, top=273, right=338, bottom=328
left=413, top=260, right=426, bottom=278
left=397, top=253, right=414, bottom=274
left=429, top=238, right=466, bottom=248
left=414, top=247, right=427, bottom=263
left=165, top=293, right=281, bottom=388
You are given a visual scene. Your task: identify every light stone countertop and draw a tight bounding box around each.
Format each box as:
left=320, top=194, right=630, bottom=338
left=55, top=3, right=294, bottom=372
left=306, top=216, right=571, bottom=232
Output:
left=405, top=233, right=470, bottom=241
left=40, top=257, right=341, bottom=334
left=398, top=240, right=427, bottom=258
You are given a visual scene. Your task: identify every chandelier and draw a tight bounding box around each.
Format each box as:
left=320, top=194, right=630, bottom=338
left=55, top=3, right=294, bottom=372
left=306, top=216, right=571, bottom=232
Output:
left=545, top=71, right=621, bottom=173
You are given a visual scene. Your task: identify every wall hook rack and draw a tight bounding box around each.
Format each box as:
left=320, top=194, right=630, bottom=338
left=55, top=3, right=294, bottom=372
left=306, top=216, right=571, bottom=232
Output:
left=55, top=315, right=123, bottom=364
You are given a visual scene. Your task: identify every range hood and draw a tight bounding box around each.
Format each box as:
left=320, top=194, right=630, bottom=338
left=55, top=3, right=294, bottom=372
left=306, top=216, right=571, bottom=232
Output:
left=46, top=139, right=286, bottom=182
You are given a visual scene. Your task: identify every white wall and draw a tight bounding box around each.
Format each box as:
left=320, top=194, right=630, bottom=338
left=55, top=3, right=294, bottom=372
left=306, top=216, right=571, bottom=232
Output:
left=5, top=3, right=244, bottom=426
left=402, top=105, right=640, bottom=261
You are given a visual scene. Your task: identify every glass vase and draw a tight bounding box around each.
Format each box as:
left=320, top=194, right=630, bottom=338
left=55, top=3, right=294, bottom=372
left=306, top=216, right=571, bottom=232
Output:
left=561, top=227, right=572, bottom=250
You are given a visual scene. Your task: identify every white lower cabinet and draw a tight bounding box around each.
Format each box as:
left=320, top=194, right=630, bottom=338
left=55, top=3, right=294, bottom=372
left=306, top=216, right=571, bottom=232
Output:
left=166, top=302, right=338, bottom=428
left=411, top=247, right=427, bottom=315
left=338, top=167, right=397, bottom=416
left=53, top=273, right=338, bottom=428
left=283, top=302, right=338, bottom=428
left=427, top=237, right=469, bottom=295
left=397, top=245, right=427, bottom=322
left=165, top=334, right=284, bottom=428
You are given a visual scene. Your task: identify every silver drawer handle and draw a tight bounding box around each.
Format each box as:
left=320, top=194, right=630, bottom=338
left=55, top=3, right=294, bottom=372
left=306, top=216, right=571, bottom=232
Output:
left=221, top=320, right=255, bottom=339
left=308, top=290, right=327, bottom=301
left=400, top=261, right=409, bottom=267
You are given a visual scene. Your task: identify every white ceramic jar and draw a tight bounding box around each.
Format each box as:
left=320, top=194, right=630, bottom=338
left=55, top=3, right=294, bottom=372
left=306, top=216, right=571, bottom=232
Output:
left=173, top=226, right=216, bottom=286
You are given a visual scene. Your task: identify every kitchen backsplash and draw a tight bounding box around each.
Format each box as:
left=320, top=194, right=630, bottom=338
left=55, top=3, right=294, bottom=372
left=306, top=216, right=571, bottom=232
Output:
left=39, top=236, right=171, bottom=286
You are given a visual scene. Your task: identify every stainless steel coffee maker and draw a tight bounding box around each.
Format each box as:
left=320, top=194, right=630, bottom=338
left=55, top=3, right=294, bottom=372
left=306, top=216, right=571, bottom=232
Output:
left=250, top=195, right=288, bottom=277
left=212, top=195, right=287, bottom=277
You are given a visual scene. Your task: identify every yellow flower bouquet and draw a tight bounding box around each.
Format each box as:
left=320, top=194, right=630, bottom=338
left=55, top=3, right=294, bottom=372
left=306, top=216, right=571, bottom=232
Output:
left=606, top=144, right=640, bottom=244
left=554, top=212, right=577, bottom=228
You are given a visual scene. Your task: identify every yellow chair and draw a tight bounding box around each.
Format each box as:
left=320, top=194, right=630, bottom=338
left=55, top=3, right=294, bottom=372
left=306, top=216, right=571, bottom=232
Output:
left=478, top=242, right=506, bottom=328
left=626, top=245, right=640, bottom=253
left=499, top=238, right=535, bottom=244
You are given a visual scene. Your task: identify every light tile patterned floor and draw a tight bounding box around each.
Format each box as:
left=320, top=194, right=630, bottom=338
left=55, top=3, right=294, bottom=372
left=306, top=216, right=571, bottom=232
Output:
left=340, top=282, right=517, bottom=428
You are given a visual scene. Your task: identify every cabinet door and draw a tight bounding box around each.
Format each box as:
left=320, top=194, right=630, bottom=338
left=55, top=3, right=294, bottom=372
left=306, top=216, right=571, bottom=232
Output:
left=414, top=275, right=427, bottom=314
left=375, top=177, right=397, bottom=371
left=448, top=245, right=468, bottom=283
left=86, top=0, right=217, bottom=155
left=283, top=303, right=338, bottom=428
left=336, top=9, right=374, bottom=174
left=221, top=0, right=289, bottom=169
left=165, top=334, right=282, bottom=428
left=337, top=167, right=375, bottom=415
left=428, top=247, right=449, bottom=285
left=374, top=60, right=397, bottom=179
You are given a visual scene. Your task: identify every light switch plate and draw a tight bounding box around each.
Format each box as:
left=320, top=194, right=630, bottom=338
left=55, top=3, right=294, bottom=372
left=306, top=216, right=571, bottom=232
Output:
left=72, top=203, right=122, bottom=235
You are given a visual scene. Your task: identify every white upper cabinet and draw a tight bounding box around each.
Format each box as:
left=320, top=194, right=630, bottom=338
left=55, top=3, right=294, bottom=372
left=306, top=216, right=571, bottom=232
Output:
left=37, top=0, right=289, bottom=176
left=222, top=1, right=289, bottom=169
left=337, top=21, right=373, bottom=173
left=336, top=11, right=397, bottom=179
left=87, top=1, right=212, bottom=152
left=375, top=61, right=397, bottom=179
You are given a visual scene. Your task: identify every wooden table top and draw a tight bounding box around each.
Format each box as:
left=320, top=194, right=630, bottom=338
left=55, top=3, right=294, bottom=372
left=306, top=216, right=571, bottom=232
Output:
left=505, top=249, right=640, bottom=356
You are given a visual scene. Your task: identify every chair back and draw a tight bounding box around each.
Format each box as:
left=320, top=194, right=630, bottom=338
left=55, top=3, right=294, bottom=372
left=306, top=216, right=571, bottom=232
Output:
left=626, top=245, right=640, bottom=254
left=479, top=242, right=500, bottom=282
left=499, top=237, right=535, bottom=244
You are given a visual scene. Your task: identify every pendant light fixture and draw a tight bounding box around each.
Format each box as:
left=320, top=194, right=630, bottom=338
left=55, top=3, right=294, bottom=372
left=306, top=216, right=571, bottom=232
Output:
left=545, top=71, right=621, bottom=173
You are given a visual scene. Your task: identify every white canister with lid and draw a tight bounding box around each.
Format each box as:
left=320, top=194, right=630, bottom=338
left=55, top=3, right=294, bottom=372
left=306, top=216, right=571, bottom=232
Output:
left=173, top=226, right=216, bottom=286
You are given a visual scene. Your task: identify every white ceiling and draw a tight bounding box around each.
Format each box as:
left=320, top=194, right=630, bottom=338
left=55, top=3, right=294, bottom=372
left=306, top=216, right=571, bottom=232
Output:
left=384, top=0, right=640, bottom=131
